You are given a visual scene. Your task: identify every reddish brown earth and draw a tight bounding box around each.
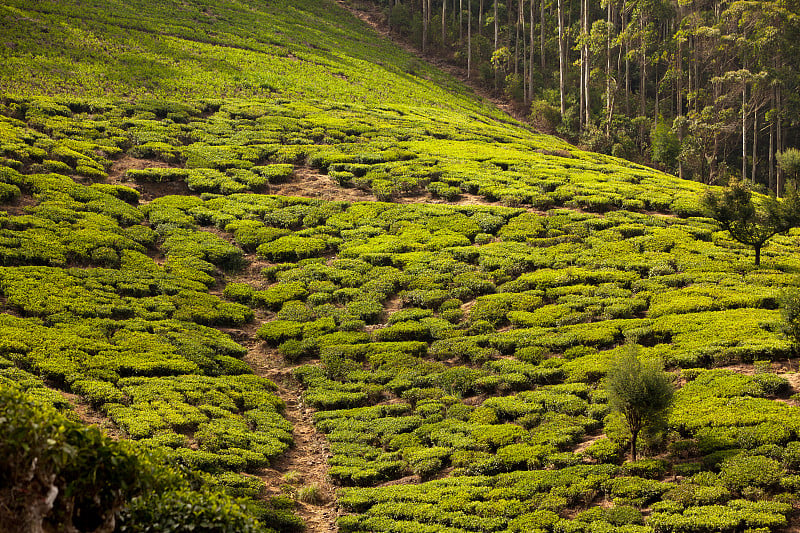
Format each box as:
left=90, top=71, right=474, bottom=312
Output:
left=243, top=341, right=339, bottom=533
left=3, top=192, right=37, bottom=215
left=59, top=391, right=124, bottom=440
left=108, top=155, right=191, bottom=202
left=270, top=166, right=376, bottom=203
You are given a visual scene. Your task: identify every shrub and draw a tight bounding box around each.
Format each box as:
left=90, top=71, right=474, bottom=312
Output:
left=719, top=454, right=783, bottom=493
left=583, top=438, right=623, bottom=464
left=252, top=282, right=308, bottom=310
left=530, top=99, right=561, bottom=133
left=606, top=347, right=674, bottom=461
left=256, top=320, right=304, bottom=345
left=0, top=387, right=148, bottom=532
left=257, top=236, right=328, bottom=262
left=620, top=458, right=669, bottom=479
left=119, top=487, right=261, bottom=533
left=71, top=379, right=125, bottom=406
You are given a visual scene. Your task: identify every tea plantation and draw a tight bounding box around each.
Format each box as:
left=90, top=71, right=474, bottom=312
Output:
left=1, top=0, right=799, bottom=531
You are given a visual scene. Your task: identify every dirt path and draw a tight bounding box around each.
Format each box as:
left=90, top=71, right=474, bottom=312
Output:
left=222, top=254, right=339, bottom=533
left=337, top=0, right=528, bottom=122
left=246, top=345, right=338, bottom=533
left=58, top=391, right=125, bottom=440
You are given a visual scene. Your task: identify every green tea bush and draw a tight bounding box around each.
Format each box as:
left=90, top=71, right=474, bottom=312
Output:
left=252, top=282, right=308, bottom=310
left=257, top=235, right=328, bottom=262
left=0, top=386, right=258, bottom=533
left=718, top=454, right=783, bottom=493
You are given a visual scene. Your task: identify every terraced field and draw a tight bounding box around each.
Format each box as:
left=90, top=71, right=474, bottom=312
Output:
left=1, top=0, right=800, bottom=532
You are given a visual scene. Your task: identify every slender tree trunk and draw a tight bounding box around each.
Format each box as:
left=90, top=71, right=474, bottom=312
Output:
left=640, top=9, right=646, bottom=117
left=540, top=0, right=545, bottom=70
left=676, top=16, right=684, bottom=180
left=479, top=0, right=484, bottom=36
left=687, top=35, right=692, bottom=112
left=514, top=1, right=520, bottom=75
left=494, top=0, right=498, bottom=50
left=630, top=426, right=640, bottom=461
left=521, top=0, right=528, bottom=101
left=443, top=0, right=447, bottom=47
left=507, top=0, right=512, bottom=49
left=566, top=0, right=573, bottom=69
left=530, top=0, right=535, bottom=102
left=624, top=9, right=630, bottom=116
left=693, top=35, right=698, bottom=113
left=711, top=79, right=719, bottom=183
left=769, top=89, right=775, bottom=192
left=460, top=0, right=463, bottom=42
left=752, top=108, right=757, bottom=184
left=606, top=0, right=612, bottom=135
left=422, top=0, right=428, bottom=54
left=558, top=0, right=566, bottom=116
left=742, top=81, right=747, bottom=182
left=654, top=60, right=658, bottom=125
left=777, top=85, right=783, bottom=196
left=579, top=0, right=585, bottom=130
left=468, top=0, right=472, bottom=78
left=584, top=0, right=590, bottom=127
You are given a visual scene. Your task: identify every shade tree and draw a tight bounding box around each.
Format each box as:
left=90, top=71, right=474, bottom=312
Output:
left=702, top=181, right=800, bottom=266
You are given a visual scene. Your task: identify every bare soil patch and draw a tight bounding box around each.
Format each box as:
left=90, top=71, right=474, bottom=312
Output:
left=393, top=190, right=506, bottom=207
left=133, top=180, right=193, bottom=204
left=58, top=391, right=124, bottom=440
left=107, top=156, right=192, bottom=203
left=108, top=155, right=176, bottom=181
left=243, top=341, right=338, bottom=533
left=717, top=360, right=800, bottom=405
left=572, top=432, right=605, bottom=454
left=218, top=247, right=338, bottom=533
left=271, top=166, right=376, bottom=203
left=3, top=192, right=37, bottom=215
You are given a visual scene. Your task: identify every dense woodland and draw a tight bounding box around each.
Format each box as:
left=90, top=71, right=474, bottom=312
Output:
left=374, top=0, right=800, bottom=189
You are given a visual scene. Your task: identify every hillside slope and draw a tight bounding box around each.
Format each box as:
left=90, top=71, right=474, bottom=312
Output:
left=1, top=1, right=800, bottom=532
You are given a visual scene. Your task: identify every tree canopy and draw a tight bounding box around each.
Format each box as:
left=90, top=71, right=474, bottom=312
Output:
left=606, top=347, right=674, bottom=461
left=702, top=181, right=800, bottom=266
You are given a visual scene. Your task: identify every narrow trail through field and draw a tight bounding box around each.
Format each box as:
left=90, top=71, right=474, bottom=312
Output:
left=336, top=0, right=528, bottom=122
left=217, top=255, right=338, bottom=533
left=244, top=339, right=338, bottom=533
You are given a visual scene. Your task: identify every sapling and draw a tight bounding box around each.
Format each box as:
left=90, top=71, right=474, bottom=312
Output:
left=606, top=346, right=674, bottom=461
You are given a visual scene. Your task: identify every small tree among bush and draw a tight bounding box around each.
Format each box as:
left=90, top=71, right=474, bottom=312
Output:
left=606, top=347, right=674, bottom=461
left=702, top=181, right=800, bottom=266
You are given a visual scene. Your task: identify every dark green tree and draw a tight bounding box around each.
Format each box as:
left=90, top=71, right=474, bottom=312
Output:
left=702, top=181, right=800, bottom=266
left=606, top=347, right=674, bottom=461
left=777, top=148, right=800, bottom=187
left=651, top=122, right=680, bottom=172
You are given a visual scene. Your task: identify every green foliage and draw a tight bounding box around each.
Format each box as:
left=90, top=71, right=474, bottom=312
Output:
left=651, top=123, right=680, bottom=172
left=779, top=287, right=800, bottom=353
left=3, top=2, right=800, bottom=529
left=776, top=148, right=800, bottom=185
left=703, top=181, right=800, bottom=265
left=0, top=386, right=266, bottom=533
left=606, top=347, right=674, bottom=461
left=718, top=454, right=783, bottom=493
